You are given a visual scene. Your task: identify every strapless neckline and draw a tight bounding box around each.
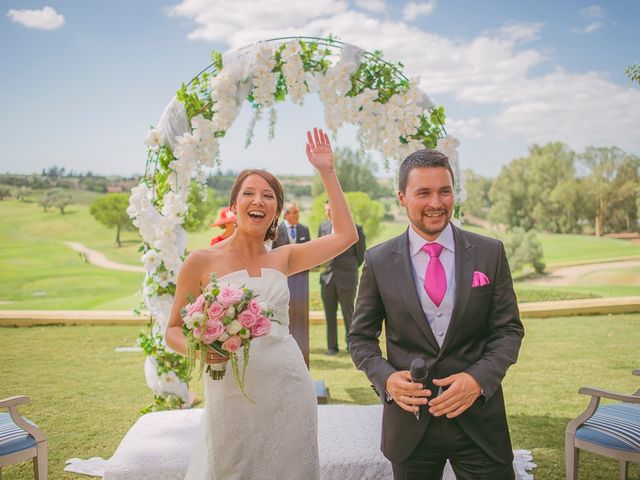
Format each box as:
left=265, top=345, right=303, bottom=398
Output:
left=217, top=267, right=287, bottom=281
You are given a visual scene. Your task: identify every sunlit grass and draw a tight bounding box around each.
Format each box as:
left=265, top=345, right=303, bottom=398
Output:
left=1, top=315, right=639, bottom=479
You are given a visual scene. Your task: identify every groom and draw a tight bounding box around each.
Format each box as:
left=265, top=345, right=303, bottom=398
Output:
left=348, top=149, right=524, bottom=480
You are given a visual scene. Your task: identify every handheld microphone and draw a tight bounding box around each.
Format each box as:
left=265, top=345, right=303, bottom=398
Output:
left=409, top=358, right=429, bottom=421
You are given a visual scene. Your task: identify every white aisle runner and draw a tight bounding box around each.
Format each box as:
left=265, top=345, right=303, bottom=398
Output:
left=65, top=406, right=535, bottom=479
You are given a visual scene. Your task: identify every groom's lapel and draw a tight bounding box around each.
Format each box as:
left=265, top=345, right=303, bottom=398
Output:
left=391, top=230, right=440, bottom=352
left=439, top=225, right=474, bottom=356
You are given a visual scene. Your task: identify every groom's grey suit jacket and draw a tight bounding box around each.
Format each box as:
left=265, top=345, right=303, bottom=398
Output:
left=348, top=225, right=524, bottom=465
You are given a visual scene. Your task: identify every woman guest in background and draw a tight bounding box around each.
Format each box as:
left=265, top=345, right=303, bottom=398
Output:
left=209, top=206, right=236, bottom=245
left=166, top=128, right=358, bottom=480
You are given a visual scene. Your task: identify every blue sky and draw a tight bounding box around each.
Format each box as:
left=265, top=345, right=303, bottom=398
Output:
left=1, top=0, right=639, bottom=178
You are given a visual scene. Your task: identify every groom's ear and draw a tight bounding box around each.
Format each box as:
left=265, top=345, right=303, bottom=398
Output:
left=397, top=190, right=406, bottom=208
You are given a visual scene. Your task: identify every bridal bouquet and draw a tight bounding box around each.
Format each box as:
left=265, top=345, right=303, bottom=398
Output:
left=181, top=273, right=275, bottom=401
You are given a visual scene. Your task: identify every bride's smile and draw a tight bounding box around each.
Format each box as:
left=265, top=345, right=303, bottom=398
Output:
left=234, top=174, right=278, bottom=233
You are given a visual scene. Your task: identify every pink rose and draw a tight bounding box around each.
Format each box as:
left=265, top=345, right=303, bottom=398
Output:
left=238, top=310, right=257, bottom=329
left=206, top=301, right=224, bottom=320
left=217, top=286, right=244, bottom=307
left=247, top=299, right=261, bottom=315
left=221, top=335, right=242, bottom=353
left=202, top=320, right=224, bottom=343
left=250, top=314, right=272, bottom=337
left=186, top=295, right=206, bottom=316
left=193, top=326, right=202, bottom=339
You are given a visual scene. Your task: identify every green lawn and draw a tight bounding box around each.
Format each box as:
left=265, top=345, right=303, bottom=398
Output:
left=1, top=315, right=639, bottom=479
left=459, top=223, right=640, bottom=268
left=2, top=198, right=639, bottom=310
left=0, top=199, right=143, bottom=309
left=537, top=233, right=640, bottom=267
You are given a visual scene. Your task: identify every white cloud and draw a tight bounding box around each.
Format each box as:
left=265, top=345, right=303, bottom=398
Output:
left=574, top=4, right=606, bottom=34
left=166, top=0, right=347, bottom=44
left=7, top=6, right=64, bottom=30
left=491, top=69, right=640, bottom=152
left=445, top=117, right=484, bottom=139
left=354, top=0, right=386, bottom=14
left=582, top=21, right=603, bottom=33
left=402, top=1, right=436, bottom=22
left=580, top=5, right=605, bottom=19
left=167, top=1, right=639, bottom=158
left=498, top=21, right=543, bottom=43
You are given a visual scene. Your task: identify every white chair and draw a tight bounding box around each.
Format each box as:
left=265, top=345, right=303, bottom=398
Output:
left=0, top=396, right=47, bottom=480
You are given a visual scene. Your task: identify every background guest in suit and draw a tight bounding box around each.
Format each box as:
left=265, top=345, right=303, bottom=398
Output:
left=319, top=201, right=366, bottom=355
left=272, top=202, right=310, bottom=248
left=348, top=149, right=524, bottom=480
left=209, top=207, right=236, bottom=246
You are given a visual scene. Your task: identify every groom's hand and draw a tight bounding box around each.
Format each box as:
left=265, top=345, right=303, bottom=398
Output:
left=428, top=373, right=481, bottom=418
left=385, top=371, right=431, bottom=414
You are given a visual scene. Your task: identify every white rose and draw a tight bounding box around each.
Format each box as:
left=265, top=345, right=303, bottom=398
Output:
left=218, top=331, right=230, bottom=342
left=226, top=319, right=242, bottom=335
left=183, top=315, right=195, bottom=329
left=191, top=312, right=205, bottom=327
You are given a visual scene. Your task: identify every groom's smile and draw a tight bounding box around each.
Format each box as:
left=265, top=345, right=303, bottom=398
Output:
left=398, top=166, right=455, bottom=242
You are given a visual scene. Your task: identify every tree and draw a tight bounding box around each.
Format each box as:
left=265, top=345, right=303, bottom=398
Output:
left=90, top=193, right=133, bottom=247
left=206, top=170, right=237, bottom=200
left=39, top=188, right=72, bottom=213
left=182, top=184, right=219, bottom=232
left=45, top=166, right=65, bottom=178
left=497, top=227, right=545, bottom=274
left=308, top=191, right=383, bottom=241
left=311, top=147, right=391, bottom=199
left=16, top=186, right=32, bottom=201
left=0, top=186, right=11, bottom=200
left=579, top=147, right=639, bottom=236
left=489, top=143, right=584, bottom=233
left=626, top=64, right=640, bottom=85
left=461, top=169, right=492, bottom=219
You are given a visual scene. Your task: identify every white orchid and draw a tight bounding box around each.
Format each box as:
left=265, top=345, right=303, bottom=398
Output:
left=144, top=128, right=164, bottom=152
left=436, top=135, right=460, bottom=160
left=141, top=249, right=162, bottom=272
left=210, top=72, right=239, bottom=131
left=251, top=45, right=277, bottom=107
left=158, top=370, right=189, bottom=402
left=282, top=41, right=306, bottom=105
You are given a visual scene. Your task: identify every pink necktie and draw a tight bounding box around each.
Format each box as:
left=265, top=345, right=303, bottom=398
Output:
left=422, top=243, right=446, bottom=307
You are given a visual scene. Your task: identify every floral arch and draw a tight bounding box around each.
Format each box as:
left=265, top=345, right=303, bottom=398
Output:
left=128, top=36, right=462, bottom=410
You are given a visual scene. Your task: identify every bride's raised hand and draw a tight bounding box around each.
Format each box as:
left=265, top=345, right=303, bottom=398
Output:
left=306, top=127, right=334, bottom=172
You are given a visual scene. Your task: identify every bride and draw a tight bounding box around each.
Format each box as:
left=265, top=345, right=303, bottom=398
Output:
left=165, top=128, right=358, bottom=479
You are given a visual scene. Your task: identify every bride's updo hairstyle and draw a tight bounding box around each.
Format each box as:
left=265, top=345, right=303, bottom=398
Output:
left=229, top=169, right=284, bottom=242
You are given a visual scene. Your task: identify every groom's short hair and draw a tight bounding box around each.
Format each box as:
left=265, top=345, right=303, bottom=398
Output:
left=398, top=149, right=454, bottom=193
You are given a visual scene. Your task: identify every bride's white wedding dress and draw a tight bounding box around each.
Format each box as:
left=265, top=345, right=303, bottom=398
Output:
left=184, top=268, right=320, bottom=480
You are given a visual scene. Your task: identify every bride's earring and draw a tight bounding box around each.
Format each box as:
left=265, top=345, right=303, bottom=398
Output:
left=270, top=219, right=278, bottom=233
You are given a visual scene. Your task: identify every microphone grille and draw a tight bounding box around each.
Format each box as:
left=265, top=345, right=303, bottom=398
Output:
left=410, top=358, right=428, bottom=378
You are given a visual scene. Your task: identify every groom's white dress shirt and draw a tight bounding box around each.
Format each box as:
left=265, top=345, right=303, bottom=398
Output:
left=407, top=223, right=456, bottom=348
